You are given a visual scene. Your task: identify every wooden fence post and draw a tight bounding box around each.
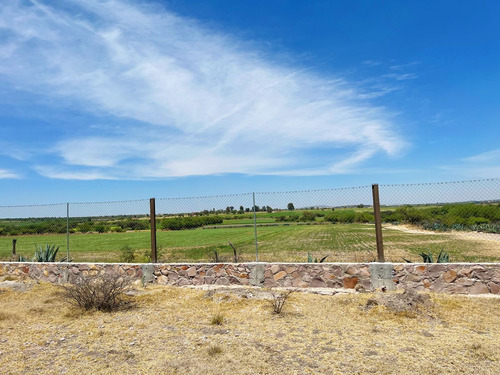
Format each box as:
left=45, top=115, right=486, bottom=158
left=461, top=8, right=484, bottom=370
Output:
left=150, top=198, right=157, bottom=263
left=372, top=184, right=385, bottom=262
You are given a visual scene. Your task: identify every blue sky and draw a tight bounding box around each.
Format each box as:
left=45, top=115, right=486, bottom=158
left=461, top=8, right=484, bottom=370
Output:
left=0, top=0, right=499, bottom=205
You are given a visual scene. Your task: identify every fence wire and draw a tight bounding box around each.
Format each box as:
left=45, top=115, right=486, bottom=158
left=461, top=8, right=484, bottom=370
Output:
left=0, top=178, right=499, bottom=264
left=378, top=178, right=500, bottom=263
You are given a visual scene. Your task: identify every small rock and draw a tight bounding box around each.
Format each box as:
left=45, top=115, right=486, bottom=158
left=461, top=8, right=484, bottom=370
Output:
left=274, top=271, right=287, bottom=281
left=488, top=282, right=500, bottom=295
left=130, top=341, right=135, bottom=346
left=421, top=330, right=434, bottom=337
left=187, top=267, right=197, bottom=277
left=470, top=282, right=489, bottom=294
left=443, top=270, right=457, bottom=283
left=270, top=265, right=281, bottom=274
left=345, top=266, right=358, bottom=276
left=343, top=277, right=359, bottom=289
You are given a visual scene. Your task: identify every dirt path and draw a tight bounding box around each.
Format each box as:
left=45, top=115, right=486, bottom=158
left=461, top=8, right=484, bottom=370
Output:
left=384, top=224, right=500, bottom=243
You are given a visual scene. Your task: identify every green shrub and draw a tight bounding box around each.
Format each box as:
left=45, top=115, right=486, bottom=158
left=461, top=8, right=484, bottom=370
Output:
left=396, top=206, right=428, bottom=224
left=94, top=223, right=109, bottom=233
left=466, top=217, right=490, bottom=226
left=77, top=222, right=94, bottom=233
left=301, top=211, right=317, bottom=221
left=355, top=211, right=374, bottom=223
left=160, top=216, right=223, bottom=230
left=324, top=210, right=356, bottom=223
left=120, top=245, right=135, bottom=263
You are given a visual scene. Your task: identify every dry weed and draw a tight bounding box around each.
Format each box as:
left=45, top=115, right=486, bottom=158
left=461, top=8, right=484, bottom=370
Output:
left=365, top=288, right=433, bottom=317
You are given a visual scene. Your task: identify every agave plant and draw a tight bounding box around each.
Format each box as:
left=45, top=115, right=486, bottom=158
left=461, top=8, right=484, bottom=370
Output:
left=33, top=244, right=60, bottom=262
left=435, top=249, right=450, bottom=263
left=404, top=248, right=450, bottom=263
left=307, top=252, right=328, bottom=263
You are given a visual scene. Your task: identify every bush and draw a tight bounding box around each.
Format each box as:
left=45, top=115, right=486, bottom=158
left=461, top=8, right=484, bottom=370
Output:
left=355, top=211, right=374, bottom=223
left=120, top=245, right=136, bottom=263
left=324, top=210, right=356, bottom=223
left=395, top=206, right=428, bottom=224
left=94, top=223, right=109, bottom=233
left=160, top=216, right=223, bottom=230
left=77, top=222, right=94, bottom=233
left=61, top=274, right=134, bottom=312
left=300, top=211, right=317, bottom=222
left=121, top=219, right=149, bottom=231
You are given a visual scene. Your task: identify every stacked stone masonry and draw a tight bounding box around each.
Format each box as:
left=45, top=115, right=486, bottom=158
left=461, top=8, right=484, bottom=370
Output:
left=0, top=262, right=499, bottom=295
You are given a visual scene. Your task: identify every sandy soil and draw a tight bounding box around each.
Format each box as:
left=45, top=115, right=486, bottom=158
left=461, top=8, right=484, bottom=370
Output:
left=385, top=224, right=500, bottom=242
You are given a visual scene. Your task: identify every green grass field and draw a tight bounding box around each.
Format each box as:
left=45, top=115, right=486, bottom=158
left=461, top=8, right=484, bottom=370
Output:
left=1, top=222, right=498, bottom=263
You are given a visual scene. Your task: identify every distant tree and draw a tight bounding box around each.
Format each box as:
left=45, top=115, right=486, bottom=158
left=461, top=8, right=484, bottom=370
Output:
left=357, top=204, right=365, bottom=208
left=266, top=206, right=273, bottom=213
left=239, top=206, right=244, bottom=213
left=245, top=208, right=250, bottom=212
left=226, top=206, right=231, bottom=214
left=287, top=203, right=295, bottom=211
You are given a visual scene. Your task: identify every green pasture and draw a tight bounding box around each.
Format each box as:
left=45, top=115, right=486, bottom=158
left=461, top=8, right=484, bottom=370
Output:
left=1, top=223, right=498, bottom=263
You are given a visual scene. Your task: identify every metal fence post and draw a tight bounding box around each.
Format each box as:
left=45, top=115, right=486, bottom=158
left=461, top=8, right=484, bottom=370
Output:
left=66, top=202, right=70, bottom=261
left=372, top=184, right=385, bottom=262
left=150, top=198, right=157, bottom=263
left=253, top=192, right=258, bottom=262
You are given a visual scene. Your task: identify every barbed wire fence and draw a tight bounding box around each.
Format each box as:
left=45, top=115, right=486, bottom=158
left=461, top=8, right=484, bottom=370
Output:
left=0, top=178, right=499, bottom=263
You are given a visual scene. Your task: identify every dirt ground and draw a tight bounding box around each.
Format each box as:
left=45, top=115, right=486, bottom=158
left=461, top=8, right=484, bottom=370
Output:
left=385, top=223, right=500, bottom=243
left=0, top=282, right=499, bottom=375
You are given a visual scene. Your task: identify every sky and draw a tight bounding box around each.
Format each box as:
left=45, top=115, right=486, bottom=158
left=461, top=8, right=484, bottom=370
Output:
left=0, top=0, right=499, bottom=206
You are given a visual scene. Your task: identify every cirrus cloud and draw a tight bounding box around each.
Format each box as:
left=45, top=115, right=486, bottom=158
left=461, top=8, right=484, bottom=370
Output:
left=0, top=0, right=407, bottom=180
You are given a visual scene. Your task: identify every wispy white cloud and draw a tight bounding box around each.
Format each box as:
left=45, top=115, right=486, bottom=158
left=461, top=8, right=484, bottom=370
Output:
left=383, top=73, right=418, bottom=81
left=462, top=149, right=500, bottom=163
left=362, top=60, right=382, bottom=66
left=0, top=141, right=33, bottom=161
left=34, top=165, right=118, bottom=181
left=0, top=168, right=20, bottom=179
left=439, top=149, right=500, bottom=178
left=389, top=61, right=421, bottom=70
left=0, top=0, right=407, bottom=180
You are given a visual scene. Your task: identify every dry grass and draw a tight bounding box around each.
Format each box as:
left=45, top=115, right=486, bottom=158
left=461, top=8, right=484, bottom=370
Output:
left=0, top=283, right=499, bottom=374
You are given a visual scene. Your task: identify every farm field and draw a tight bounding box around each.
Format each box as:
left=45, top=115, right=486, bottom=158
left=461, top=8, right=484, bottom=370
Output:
left=0, top=283, right=499, bottom=374
left=1, top=222, right=499, bottom=263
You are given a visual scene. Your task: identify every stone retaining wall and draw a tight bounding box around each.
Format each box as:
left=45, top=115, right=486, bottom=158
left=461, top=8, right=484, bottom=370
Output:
left=0, top=262, right=499, bottom=294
